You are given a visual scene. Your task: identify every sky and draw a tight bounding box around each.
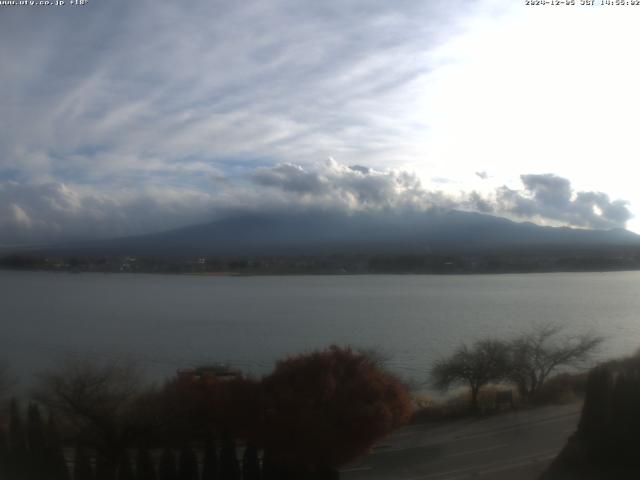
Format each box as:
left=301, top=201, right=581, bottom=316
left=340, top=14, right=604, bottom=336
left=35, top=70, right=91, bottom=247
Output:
left=2, top=0, right=640, bottom=244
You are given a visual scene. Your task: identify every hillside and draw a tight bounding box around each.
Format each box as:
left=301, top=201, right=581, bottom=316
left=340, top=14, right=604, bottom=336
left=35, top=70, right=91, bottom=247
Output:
left=67, top=209, right=640, bottom=257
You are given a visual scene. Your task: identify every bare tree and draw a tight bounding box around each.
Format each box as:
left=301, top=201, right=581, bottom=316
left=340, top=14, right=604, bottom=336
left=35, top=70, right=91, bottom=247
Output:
left=431, top=339, right=510, bottom=411
left=508, top=323, right=603, bottom=399
left=33, top=356, right=154, bottom=474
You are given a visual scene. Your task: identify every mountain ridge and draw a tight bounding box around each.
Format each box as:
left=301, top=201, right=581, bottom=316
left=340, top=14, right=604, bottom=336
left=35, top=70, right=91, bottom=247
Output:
left=39, top=208, right=640, bottom=257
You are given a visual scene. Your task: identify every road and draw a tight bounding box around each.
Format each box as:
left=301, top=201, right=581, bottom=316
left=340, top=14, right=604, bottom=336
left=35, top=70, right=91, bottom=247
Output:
left=341, top=403, right=581, bottom=480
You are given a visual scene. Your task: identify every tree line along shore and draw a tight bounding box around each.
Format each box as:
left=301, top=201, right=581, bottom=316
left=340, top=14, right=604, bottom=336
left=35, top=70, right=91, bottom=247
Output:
left=4, top=250, right=640, bottom=275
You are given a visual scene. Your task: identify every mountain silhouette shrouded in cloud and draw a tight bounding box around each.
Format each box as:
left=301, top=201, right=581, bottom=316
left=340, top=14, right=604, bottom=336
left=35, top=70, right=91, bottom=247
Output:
left=70, top=209, right=640, bottom=257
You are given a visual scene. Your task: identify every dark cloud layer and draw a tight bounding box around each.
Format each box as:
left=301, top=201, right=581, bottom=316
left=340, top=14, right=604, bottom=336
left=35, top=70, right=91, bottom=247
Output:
left=250, top=164, right=632, bottom=231
left=0, top=181, right=217, bottom=245
left=0, top=162, right=632, bottom=245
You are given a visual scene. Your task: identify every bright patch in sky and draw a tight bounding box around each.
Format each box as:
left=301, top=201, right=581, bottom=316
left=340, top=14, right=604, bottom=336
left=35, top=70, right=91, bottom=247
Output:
left=420, top=2, right=640, bottom=231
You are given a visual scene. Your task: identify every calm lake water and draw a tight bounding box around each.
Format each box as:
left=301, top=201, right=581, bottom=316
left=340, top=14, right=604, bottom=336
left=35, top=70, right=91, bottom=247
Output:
left=1, top=270, right=640, bottom=388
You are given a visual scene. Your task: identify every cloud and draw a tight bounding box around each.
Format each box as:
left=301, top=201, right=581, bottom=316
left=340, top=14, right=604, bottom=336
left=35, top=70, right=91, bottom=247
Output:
left=249, top=162, right=633, bottom=231
left=0, top=182, right=218, bottom=245
left=0, top=0, right=465, bottom=187
left=249, top=158, right=448, bottom=211
left=251, top=163, right=325, bottom=194
left=0, top=159, right=418, bottom=244
left=0, top=158, right=449, bottom=244
left=465, top=191, right=494, bottom=214
left=9, top=204, right=33, bottom=229
left=0, top=162, right=632, bottom=245
left=493, top=174, right=632, bottom=230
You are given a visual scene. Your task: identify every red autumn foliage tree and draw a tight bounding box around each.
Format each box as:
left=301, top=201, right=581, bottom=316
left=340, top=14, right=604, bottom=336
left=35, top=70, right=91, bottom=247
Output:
left=258, top=345, right=412, bottom=470
left=160, top=371, right=261, bottom=442
left=159, top=374, right=217, bottom=442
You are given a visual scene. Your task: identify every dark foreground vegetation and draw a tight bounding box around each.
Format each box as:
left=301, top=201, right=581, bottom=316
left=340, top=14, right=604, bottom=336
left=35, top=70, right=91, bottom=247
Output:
left=0, top=325, right=621, bottom=480
left=0, top=347, right=412, bottom=480
left=542, top=350, right=640, bottom=479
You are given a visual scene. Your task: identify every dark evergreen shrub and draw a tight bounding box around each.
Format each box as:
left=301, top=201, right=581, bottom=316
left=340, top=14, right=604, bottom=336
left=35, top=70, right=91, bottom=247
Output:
left=74, top=445, right=95, bottom=480
left=220, top=431, right=240, bottom=480
left=116, top=451, right=135, bottom=480
left=178, top=445, right=198, bottom=480
left=241, top=443, right=260, bottom=480
left=136, top=448, right=157, bottom=480
left=158, top=448, right=178, bottom=480
left=201, top=439, right=219, bottom=480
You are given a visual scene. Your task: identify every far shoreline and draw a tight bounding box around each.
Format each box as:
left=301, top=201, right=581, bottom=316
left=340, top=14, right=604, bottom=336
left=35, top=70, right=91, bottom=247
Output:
left=3, top=267, right=640, bottom=277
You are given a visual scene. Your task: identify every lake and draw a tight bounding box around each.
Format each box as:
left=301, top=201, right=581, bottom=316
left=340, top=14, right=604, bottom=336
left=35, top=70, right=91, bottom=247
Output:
left=1, top=270, right=639, bottom=390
